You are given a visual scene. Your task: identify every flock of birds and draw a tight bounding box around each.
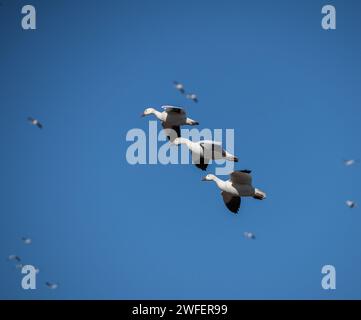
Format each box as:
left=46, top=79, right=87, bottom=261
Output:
left=141, top=81, right=267, bottom=223
left=6, top=119, right=58, bottom=290
left=6, top=81, right=359, bottom=290
left=141, top=81, right=359, bottom=237
left=344, top=159, right=358, bottom=208
left=7, top=237, right=58, bottom=290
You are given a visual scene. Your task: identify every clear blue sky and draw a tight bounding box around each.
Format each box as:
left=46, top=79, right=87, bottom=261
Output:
left=1, top=0, right=360, bottom=299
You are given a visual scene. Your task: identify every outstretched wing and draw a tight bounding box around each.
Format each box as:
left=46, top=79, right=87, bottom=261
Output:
left=221, top=192, right=241, bottom=214
left=161, top=105, right=186, bottom=115
left=199, top=141, right=223, bottom=158
left=230, top=170, right=252, bottom=186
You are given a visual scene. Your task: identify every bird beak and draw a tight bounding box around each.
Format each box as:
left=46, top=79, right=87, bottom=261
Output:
left=201, top=177, right=207, bottom=181
left=141, top=113, right=145, bottom=117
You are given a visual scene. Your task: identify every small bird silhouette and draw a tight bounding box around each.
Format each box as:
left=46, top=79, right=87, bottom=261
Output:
left=27, top=117, right=43, bottom=129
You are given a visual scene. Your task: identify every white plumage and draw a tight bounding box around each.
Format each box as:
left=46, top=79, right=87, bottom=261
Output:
left=142, top=106, right=199, bottom=141
left=173, top=137, right=238, bottom=171
left=202, top=170, right=266, bottom=214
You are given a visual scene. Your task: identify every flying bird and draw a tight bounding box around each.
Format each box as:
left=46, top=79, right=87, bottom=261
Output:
left=244, top=232, right=256, bottom=240
left=141, top=105, right=199, bottom=142
left=173, top=138, right=238, bottom=171
left=186, top=93, right=198, bottom=103
left=27, top=117, right=43, bottom=129
left=202, top=170, right=266, bottom=214
left=343, top=159, right=357, bottom=166
left=21, top=237, right=32, bottom=245
left=46, top=282, right=58, bottom=289
left=346, top=200, right=356, bottom=208
left=173, top=81, right=185, bottom=94
left=8, top=255, right=21, bottom=262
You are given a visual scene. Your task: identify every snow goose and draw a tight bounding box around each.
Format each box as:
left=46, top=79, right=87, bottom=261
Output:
left=28, top=117, right=43, bottom=129
left=343, top=159, right=357, bottom=166
left=141, top=105, right=199, bottom=141
left=244, top=232, right=256, bottom=240
left=346, top=200, right=356, bottom=208
left=202, top=170, right=266, bottom=214
left=186, top=93, right=198, bottom=103
left=173, top=81, right=185, bottom=94
left=21, top=237, right=32, bottom=245
left=173, top=137, right=238, bottom=171
left=8, top=255, right=21, bottom=262
left=46, top=282, right=59, bottom=289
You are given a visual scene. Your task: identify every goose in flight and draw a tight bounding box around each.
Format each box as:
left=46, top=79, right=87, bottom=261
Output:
left=27, top=117, right=43, bottom=129
left=21, top=237, right=32, bottom=245
left=202, top=170, right=266, bottom=214
left=142, top=106, right=199, bottom=141
left=8, top=255, right=21, bottom=262
left=173, top=81, right=185, bottom=94
left=173, top=137, right=238, bottom=171
left=46, top=282, right=58, bottom=289
left=346, top=200, right=356, bottom=208
left=244, top=232, right=256, bottom=240
left=344, top=159, right=357, bottom=166
left=186, top=93, right=198, bottom=103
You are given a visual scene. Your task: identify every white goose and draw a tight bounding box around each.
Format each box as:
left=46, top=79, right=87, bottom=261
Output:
left=186, top=93, right=198, bottom=103
left=173, top=81, right=185, bottom=94
left=202, top=170, right=266, bottom=214
left=141, top=105, right=199, bottom=141
left=27, top=117, right=43, bottom=129
left=173, top=137, right=238, bottom=171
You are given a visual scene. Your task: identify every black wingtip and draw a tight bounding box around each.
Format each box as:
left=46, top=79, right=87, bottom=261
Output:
left=195, top=163, right=208, bottom=171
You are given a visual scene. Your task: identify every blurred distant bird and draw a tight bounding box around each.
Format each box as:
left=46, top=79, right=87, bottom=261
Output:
left=8, top=255, right=21, bottom=262
left=343, top=159, right=357, bottom=166
left=173, top=138, right=238, bottom=171
left=21, top=237, right=32, bottom=245
left=346, top=200, right=356, bottom=208
left=46, top=282, right=58, bottom=289
left=27, top=117, right=43, bottom=129
left=173, top=81, right=185, bottom=94
left=142, top=105, right=199, bottom=141
left=202, top=170, right=266, bottom=214
left=186, top=93, right=198, bottom=103
left=244, top=232, right=256, bottom=240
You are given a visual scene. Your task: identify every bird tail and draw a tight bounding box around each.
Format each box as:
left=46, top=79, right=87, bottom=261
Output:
left=225, top=155, right=238, bottom=162
left=253, top=188, right=266, bottom=200
left=223, top=151, right=238, bottom=162
left=186, top=118, right=199, bottom=126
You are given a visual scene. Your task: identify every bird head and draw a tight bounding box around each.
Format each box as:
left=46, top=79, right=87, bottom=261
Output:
left=141, top=108, right=155, bottom=117
left=202, top=174, right=216, bottom=181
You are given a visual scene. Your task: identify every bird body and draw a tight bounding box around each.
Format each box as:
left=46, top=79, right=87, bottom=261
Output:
left=142, top=106, right=199, bottom=141
left=344, top=159, right=357, bottom=166
left=244, top=232, right=256, bottom=240
left=202, top=170, right=266, bottom=213
left=173, top=81, right=185, bottom=94
left=346, top=200, right=356, bottom=208
left=186, top=93, right=198, bottom=103
left=22, top=237, right=32, bottom=245
left=8, top=255, right=21, bottom=262
left=27, top=117, right=43, bottom=129
left=173, top=138, right=238, bottom=171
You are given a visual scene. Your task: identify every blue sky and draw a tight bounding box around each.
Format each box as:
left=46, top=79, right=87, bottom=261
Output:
left=0, top=0, right=360, bottom=299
